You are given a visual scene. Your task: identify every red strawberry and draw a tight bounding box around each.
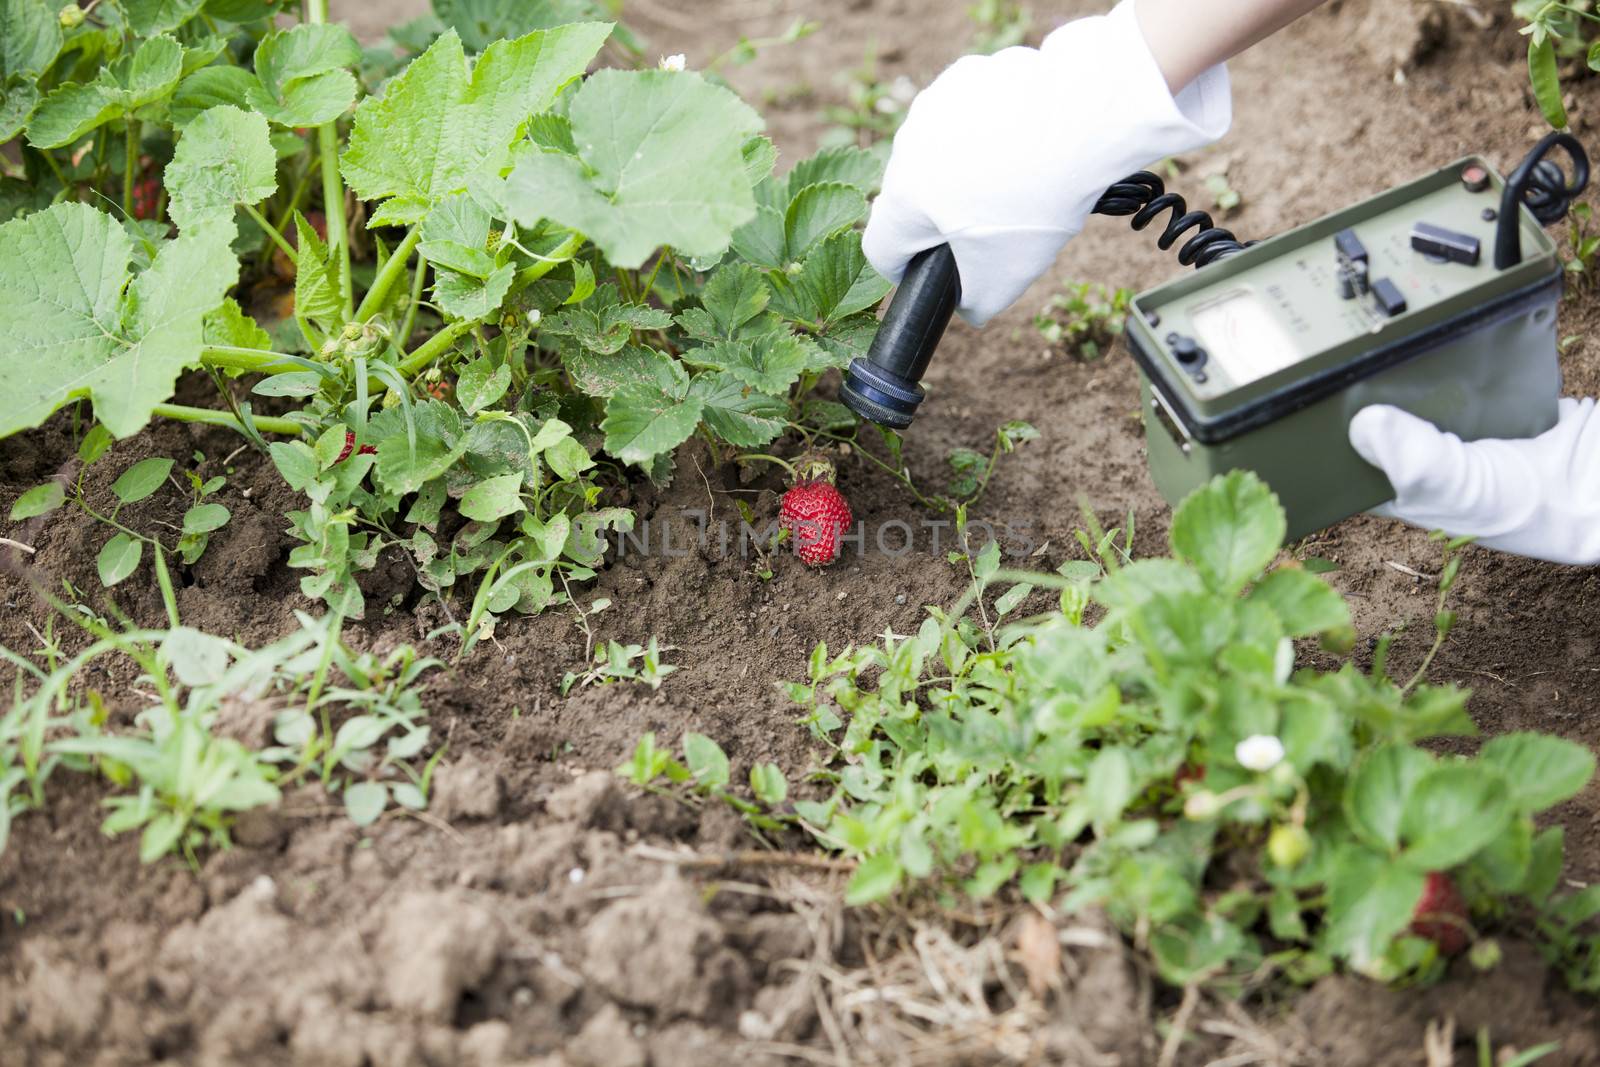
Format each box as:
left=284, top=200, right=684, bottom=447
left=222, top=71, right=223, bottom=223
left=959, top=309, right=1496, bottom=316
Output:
left=132, top=176, right=161, bottom=221
left=1410, top=871, right=1470, bottom=955
left=779, top=458, right=852, bottom=567
left=1175, top=761, right=1206, bottom=787
left=334, top=431, right=376, bottom=463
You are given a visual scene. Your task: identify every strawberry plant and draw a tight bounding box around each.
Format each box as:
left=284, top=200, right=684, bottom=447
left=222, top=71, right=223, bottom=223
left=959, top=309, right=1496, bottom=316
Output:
left=783, top=472, right=1600, bottom=988
left=1033, top=280, right=1133, bottom=361
left=0, top=0, right=898, bottom=629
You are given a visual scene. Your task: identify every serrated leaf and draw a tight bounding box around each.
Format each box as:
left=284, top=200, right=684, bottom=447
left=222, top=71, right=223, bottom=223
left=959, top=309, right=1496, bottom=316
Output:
left=170, top=65, right=256, bottom=125
left=730, top=203, right=786, bottom=269
left=542, top=285, right=674, bottom=355
left=690, top=372, right=787, bottom=447
left=113, top=457, right=175, bottom=504
left=166, top=105, right=277, bottom=231
left=743, top=135, right=779, bottom=187
left=1480, top=733, right=1596, bottom=813
left=0, top=0, right=63, bottom=80
left=0, top=204, right=238, bottom=439
left=690, top=263, right=770, bottom=339
left=458, top=471, right=525, bottom=522
left=97, top=532, right=143, bottom=586
left=561, top=344, right=676, bottom=399
left=254, top=24, right=359, bottom=117
left=434, top=0, right=607, bottom=50
left=1398, top=764, right=1513, bottom=870
left=28, top=35, right=183, bottom=148
left=293, top=210, right=343, bottom=326
left=1249, top=568, right=1351, bottom=638
left=341, top=24, right=611, bottom=217
left=768, top=229, right=890, bottom=326
left=373, top=400, right=469, bottom=494
left=601, top=380, right=704, bottom=466
left=1170, top=471, right=1286, bottom=594
left=125, top=0, right=205, bottom=35
left=784, top=181, right=867, bottom=262
left=780, top=145, right=883, bottom=201
left=0, top=74, right=39, bottom=142
left=456, top=357, right=511, bottom=414
left=204, top=297, right=273, bottom=351
left=9, top=481, right=64, bottom=521
left=1345, top=745, right=1432, bottom=853
left=501, top=69, right=763, bottom=268
left=434, top=262, right=514, bottom=321
left=683, top=332, right=814, bottom=395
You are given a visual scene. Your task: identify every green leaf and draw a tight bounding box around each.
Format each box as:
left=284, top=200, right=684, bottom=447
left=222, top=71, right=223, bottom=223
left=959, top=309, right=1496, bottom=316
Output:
left=139, top=811, right=185, bottom=862
left=1530, top=36, right=1568, bottom=130
left=204, top=297, right=273, bottom=351
left=292, top=211, right=344, bottom=327
left=601, top=379, right=704, bottom=467
left=373, top=401, right=470, bottom=495
left=783, top=181, right=868, bottom=262
left=1479, top=733, right=1595, bottom=813
left=1170, top=471, right=1286, bottom=594
left=845, top=851, right=902, bottom=905
left=170, top=65, right=256, bottom=125
left=750, top=762, right=787, bottom=806
left=9, top=481, right=63, bottom=520
left=27, top=35, right=184, bottom=149
left=458, top=471, right=525, bottom=522
left=160, top=626, right=230, bottom=685
left=1249, top=568, right=1351, bottom=638
left=125, top=0, right=205, bottom=35
left=0, top=74, right=39, bottom=143
left=1397, top=764, right=1513, bottom=871
left=1345, top=745, right=1433, bottom=853
left=0, top=0, right=63, bottom=79
left=341, top=24, right=611, bottom=220
left=1321, top=844, right=1427, bottom=966
left=561, top=344, right=676, bottom=399
left=166, top=105, right=277, bottom=232
left=542, top=286, right=673, bottom=355
left=434, top=262, right=514, bottom=320
left=97, top=532, right=143, bottom=586
left=1084, top=747, right=1136, bottom=829
left=434, top=0, right=607, bottom=50
left=683, top=732, right=730, bottom=790
left=768, top=230, right=891, bottom=326
left=683, top=332, right=816, bottom=395
left=456, top=357, right=512, bottom=414
left=690, top=372, right=787, bottom=447
left=689, top=263, right=770, bottom=338
left=780, top=145, right=883, bottom=201
left=113, top=457, right=175, bottom=504
left=182, top=502, right=230, bottom=534
left=249, top=23, right=360, bottom=127
left=344, top=780, right=388, bottom=827
left=501, top=69, right=763, bottom=268
left=0, top=203, right=239, bottom=439
left=728, top=204, right=786, bottom=269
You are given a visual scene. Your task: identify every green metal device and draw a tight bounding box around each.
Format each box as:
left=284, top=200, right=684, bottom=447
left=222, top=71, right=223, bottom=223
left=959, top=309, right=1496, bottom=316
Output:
left=841, top=134, right=1590, bottom=539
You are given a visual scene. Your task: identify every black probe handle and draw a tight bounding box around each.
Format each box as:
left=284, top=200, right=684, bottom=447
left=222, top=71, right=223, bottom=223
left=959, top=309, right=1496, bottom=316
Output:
left=872, top=244, right=961, bottom=385
left=839, top=245, right=961, bottom=429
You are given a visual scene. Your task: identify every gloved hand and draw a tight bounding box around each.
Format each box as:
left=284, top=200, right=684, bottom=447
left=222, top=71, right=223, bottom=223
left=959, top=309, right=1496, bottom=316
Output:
left=1348, top=398, right=1600, bottom=565
left=861, top=0, right=1232, bottom=326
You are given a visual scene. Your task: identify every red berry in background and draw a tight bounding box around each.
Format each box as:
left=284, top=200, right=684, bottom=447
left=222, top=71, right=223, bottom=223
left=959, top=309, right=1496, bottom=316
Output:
left=779, top=457, right=852, bottom=567
left=1175, top=761, right=1206, bottom=787
left=334, top=431, right=376, bottom=464
left=132, top=176, right=161, bottom=221
left=1410, top=871, right=1470, bottom=955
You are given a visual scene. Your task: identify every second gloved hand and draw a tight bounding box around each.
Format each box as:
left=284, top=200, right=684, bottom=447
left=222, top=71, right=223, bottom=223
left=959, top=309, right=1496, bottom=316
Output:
left=1348, top=398, right=1600, bottom=565
left=861, top=0, right=1232, bottom=327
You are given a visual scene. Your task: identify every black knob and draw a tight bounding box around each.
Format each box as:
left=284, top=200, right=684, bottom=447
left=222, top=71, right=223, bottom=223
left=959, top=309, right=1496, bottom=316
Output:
left=841, top=245, right=961, bottom=430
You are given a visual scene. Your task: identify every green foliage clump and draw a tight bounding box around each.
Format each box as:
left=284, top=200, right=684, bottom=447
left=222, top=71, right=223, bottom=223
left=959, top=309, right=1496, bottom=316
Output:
left=1518, top=0, right=1600, bottom=129
left=1033, top=281, right=1132, bottom=360
left=782, top=473, right=1600, bottom=989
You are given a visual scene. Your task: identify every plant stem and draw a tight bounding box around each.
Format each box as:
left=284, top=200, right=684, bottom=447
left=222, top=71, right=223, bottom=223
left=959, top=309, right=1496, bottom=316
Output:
left=736, top=453, right=798, bottom=479
left=512, top=232, right=585, bottom=288
left=122, top=119, right=137, bottom=217
left=152, top=548, right=181, bottom=629
left=198, top=345, right=303, bottom=375
left=307, top=0, right=353, bottom=319
left=242, top=203, right=297, bottom=265
left=355, top=226, right=421, bottom=323
left=400, top=256, right=427, bottom=349
left=152, top=403, right=305, bottom=437
left=397, top=319, right=474, bottom=378
left=36, top=148, right=70, bottom=196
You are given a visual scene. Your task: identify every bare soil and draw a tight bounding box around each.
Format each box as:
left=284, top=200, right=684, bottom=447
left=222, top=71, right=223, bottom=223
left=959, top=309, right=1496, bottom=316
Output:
left=4, top=1, right=1600, bottom=1064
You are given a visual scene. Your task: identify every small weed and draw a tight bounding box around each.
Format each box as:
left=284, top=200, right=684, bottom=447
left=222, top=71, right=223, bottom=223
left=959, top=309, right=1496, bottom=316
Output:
left=1206, top=171, right=1243, bottom=214
left=821, top=46, right=917, bottom=149
left=562, top=637, right=676, bottom=695
left=1034, top=280, right=1133, bottom=360
left=1563, top=201, right=1599, bottom=286
left=967, top=0, right=1032, bottom=54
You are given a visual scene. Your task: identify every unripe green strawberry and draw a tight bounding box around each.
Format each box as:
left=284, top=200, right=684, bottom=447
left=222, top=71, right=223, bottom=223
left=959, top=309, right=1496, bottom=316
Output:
left=1267, top=824, right=1311, bottom=869
left=1410, top=871, right=1470, bottom=955
left=779, top=457, right=851, bottom=567
left=59, top=3, right=85, bottom=28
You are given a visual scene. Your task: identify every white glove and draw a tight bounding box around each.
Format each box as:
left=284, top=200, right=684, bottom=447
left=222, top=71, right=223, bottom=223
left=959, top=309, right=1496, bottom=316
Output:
left=862, top=0, right=1232, bottom=327
left=1348, top=398, right=1600, bottom=565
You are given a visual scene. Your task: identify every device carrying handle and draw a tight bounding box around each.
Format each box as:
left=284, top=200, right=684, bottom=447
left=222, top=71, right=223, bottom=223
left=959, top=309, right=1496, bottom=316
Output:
left=839, top=244, right=961, bottom=429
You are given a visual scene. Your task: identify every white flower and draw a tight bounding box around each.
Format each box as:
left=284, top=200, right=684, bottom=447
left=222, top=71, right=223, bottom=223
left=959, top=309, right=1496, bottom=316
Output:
left=1274, top=637, right=1295, bottom=685
left=1235, top=734, right=1286, bottom=773
left=659, top=54, right=687, bottom=72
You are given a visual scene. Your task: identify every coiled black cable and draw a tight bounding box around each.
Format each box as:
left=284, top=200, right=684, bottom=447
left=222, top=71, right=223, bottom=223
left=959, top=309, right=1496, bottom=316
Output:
left=1494, top=132, right=1590, bottom=269
left=1092, top=171, right=1250, bottom=269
